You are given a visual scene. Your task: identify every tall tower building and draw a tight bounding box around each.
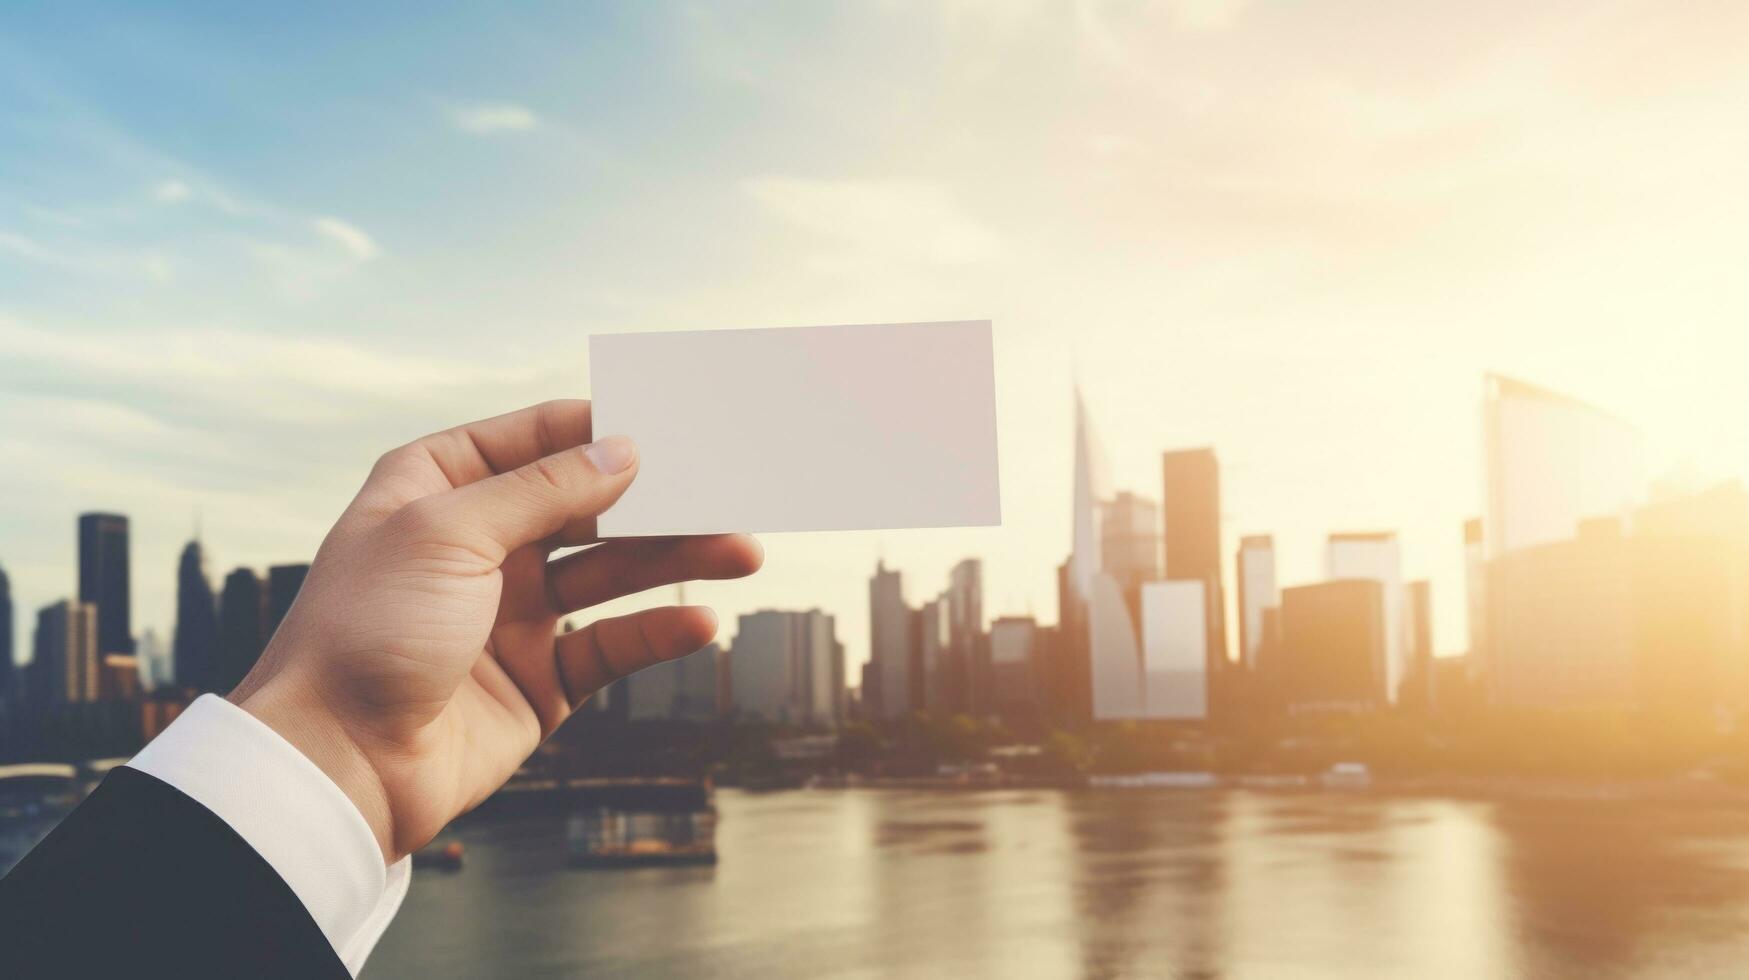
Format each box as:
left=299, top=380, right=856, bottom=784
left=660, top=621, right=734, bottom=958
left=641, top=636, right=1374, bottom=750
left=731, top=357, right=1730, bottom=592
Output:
left=1069, top=389, right=1111, bottom=604
left=1482, top=375, right=1644, bottom=707
left=1101, top=492, right=1161, bottom=596
left=868, top=561, right=914, bottom=719
left=1051, top=558, right=1092, bottom=724
left=78, top=512, right=132, bottom=656
left=1236, top=535, right=1278, bottom=671
left=173, top=540, right=220, bottom=691
left=916, top=597, right=952, bottom=713
left=946, top=558, right=985, bottom=713
left=218, top=568, right=268, bottom=692
left=267, top=564, right=311, bottom=640
left=1162, top=448, right=1228, bottom=697
left=35, top=599, right=99, bottom=704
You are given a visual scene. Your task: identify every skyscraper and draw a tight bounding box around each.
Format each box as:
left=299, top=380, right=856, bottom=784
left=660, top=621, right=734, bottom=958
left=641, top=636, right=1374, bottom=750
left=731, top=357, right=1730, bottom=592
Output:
left=1236, top=535, right=1278, bottom=672
left=1463, top=518, right=1486, bottom=660
left=1279, top=580, right=1387, bottom=713
left=916, top=597, right=951, bottom=713
left=727, top=609, right=843, bottom=726
left=34, top=599, right=99, bottom=704
left=1089, top=573, right=1143, bottom=720
left=988, top=616, right=1039, bottom=720
left=1630, top=483, right=1749, bottom=717
left=218, top=568, right=268, bottom=692
left=267, top=564, right=311, bottom=640
left=1069, top=388, right=1111, bottom=603
left=1483, top=374, right=1644, bottom=560
left=78, top=512, right=132, bottom=656
left=945, top=558, right=985, bottom=714
left=1062, top=388, right=1111, bottom=725
left=1101, top=492, right=1161, bottom=599
left=1140, top=580, right=1209, bottom=719
left=676, top=643, right=723, bottom=722
left=173, top=540, right=220, bottom=691
left=1483, top=376, right=1645, bottom=707
left=136, top=628, right=171, bottom=691
left=1162, top=448, right=1228, bottom=703
left=1488, top=518, right=1633, bottom=709
left=0, top=563, right=13, bottom=702
left=868, top=561, right=914, bottom=719
left=626, top=643, right=721, bottom=722
left=1326, top=532, right=1406, bottom=703
left=1051, top=558, right=1092, bottom=724
left=1403, top=579, right=1434, bottom=710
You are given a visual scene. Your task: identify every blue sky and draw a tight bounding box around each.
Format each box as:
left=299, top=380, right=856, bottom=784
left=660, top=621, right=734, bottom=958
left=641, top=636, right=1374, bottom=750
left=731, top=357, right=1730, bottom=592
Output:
left=4, top=0, right=1749, bottom=672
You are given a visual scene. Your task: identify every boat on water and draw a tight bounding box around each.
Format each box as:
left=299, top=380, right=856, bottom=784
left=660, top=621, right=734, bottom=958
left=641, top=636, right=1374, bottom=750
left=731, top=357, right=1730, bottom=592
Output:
left=568, top=808, right=717, bottom=868
left=1320, top=762, right=1374, bottom=789
left=1089, top=771, right=1220, bottom=790
left=413, top=839, right=465, bottom=871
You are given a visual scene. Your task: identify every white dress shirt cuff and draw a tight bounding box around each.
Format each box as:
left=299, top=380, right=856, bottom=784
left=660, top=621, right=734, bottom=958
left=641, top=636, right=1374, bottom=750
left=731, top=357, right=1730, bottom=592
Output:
left=127, top=694, right=410, bottom=976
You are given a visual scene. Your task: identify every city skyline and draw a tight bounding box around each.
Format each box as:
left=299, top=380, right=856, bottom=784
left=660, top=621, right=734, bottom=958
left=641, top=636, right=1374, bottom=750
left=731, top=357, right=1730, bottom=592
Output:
left=3, top=366, right=1745, bottom=745
left=6, top=1, right=1749, bottom=674
left=0, top=365, right=1732, bottom=684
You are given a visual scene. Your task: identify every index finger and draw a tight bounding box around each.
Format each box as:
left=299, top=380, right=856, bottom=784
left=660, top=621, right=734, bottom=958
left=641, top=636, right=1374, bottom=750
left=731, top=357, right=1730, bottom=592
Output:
left=415, top=399, right=594, bottom=488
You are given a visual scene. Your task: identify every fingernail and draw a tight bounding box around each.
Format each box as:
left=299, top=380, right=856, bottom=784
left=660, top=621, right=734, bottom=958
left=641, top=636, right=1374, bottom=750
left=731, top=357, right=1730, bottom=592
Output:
left=583, top=435, right=635, bottom=474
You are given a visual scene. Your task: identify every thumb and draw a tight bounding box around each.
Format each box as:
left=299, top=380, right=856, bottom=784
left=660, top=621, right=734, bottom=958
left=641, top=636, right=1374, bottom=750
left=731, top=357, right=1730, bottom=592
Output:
left=415, top=435, right=638, bottom=558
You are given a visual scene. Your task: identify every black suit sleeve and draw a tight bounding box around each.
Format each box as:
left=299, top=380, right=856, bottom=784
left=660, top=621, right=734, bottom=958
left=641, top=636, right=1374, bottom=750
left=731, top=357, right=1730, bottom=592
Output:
left=0, top=765, right=350, bottom=979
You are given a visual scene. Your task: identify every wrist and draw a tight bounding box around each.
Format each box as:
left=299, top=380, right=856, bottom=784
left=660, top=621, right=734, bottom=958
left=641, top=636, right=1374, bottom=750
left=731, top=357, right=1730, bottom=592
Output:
left=230, top=676, right=401, bottom=863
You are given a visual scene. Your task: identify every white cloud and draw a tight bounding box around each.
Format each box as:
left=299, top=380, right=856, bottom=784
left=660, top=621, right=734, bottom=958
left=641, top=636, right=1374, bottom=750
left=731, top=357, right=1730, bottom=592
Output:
left=450, top=102, right=541, bottom=134
left=0, top=315, right=553, bottom=422
left=311, top=216, right=381, bottom=261
left=0, top=230, right=60, bottom=263
left=744, top=176, right=1003, bottom=266
left=153, top=179, right=192, bottom=203
left=0, top=229, right=176, bottom=282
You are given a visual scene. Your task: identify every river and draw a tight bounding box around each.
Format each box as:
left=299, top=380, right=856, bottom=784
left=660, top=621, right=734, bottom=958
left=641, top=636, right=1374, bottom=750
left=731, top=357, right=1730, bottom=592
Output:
left=362, top=787, right=1749, bottom=978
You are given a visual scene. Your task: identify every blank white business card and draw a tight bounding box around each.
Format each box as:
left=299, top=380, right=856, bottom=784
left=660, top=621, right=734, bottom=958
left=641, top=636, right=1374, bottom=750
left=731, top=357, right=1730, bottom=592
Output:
left=589, top=320, right=1001, bottom=537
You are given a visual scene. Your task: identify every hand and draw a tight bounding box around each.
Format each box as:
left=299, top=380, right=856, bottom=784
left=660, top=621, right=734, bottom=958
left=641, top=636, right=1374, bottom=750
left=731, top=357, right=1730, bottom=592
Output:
left=227, top=400, right=763, bottom=862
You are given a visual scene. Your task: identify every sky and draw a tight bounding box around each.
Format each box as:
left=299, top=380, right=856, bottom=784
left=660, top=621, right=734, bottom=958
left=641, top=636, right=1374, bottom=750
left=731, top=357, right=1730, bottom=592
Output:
left=3, top=0, right=1749, bottom=675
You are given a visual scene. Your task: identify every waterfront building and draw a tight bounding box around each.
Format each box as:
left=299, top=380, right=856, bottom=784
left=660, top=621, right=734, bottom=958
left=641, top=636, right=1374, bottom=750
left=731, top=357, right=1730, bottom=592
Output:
left=1140, top=580, right=1208, bottom=719
left=1162, top=448, right=1228, bottom=705
left=1279, top=580, right=1387, bottom=712
left=868, top=561, right=914, bottom=719
left=34, top=599, right=99, bottom=704
left=728, top=610, right=843, bottom=726
left=1326, top=532, right=1406, bottom=703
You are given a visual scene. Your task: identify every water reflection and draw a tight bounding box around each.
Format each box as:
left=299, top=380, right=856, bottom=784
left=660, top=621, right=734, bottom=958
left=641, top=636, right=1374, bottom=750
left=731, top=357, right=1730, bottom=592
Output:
left=362, top=789, right=1749, bottom=979
left=1494, top=802, right=1749, bottom=978
left=1064, top=790, right=1229, bottom=979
